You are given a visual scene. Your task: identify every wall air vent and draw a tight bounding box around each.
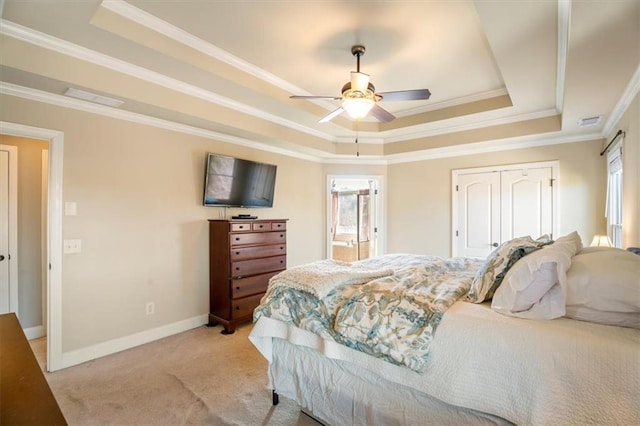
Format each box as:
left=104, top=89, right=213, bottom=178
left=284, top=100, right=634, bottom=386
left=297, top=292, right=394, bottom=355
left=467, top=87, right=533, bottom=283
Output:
left=64, top=88, right=124, bottom=108
left=577, top=115, right=602, bottom=127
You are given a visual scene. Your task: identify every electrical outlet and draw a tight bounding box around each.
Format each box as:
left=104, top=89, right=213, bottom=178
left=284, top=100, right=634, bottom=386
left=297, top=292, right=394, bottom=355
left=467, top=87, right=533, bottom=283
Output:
left=145, top=302, right=155, bottom=315
left=63, top=239, right=82, bottom=254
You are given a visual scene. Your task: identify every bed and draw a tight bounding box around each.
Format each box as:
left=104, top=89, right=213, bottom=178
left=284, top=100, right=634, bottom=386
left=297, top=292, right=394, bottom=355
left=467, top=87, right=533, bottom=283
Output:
left=249, top=233, right=640, bottom=425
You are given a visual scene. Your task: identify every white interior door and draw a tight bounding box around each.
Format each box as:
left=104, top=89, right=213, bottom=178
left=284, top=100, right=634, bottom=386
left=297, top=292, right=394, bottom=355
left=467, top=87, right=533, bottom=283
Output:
left=456, top=171, right=501, bottom=258
left=501, top=168, right=553, bottom=241
left=0, top=147, right=17, bottom=315
left=453, top=162, right=558, bottom=258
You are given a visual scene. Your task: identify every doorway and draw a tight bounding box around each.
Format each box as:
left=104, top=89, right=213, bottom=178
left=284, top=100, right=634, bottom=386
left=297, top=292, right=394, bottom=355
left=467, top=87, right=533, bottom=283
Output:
left=327, top=176, right=383, bottom=261
left=0, top=121, right=64, bottom=372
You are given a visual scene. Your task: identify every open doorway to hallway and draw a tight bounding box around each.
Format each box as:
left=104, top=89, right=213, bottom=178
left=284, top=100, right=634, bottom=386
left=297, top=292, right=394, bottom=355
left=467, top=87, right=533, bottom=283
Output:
left=327, top=176, right=383, bottom=261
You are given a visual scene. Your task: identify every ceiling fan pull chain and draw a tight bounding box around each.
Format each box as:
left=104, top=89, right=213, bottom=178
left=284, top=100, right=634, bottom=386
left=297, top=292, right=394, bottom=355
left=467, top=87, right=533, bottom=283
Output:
left=355, top=137, right=359, bottom=157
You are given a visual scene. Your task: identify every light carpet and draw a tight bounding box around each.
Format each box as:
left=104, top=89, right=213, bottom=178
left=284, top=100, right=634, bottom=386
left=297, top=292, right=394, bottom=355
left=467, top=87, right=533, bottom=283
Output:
left=30, top=323, right=320, bottom=425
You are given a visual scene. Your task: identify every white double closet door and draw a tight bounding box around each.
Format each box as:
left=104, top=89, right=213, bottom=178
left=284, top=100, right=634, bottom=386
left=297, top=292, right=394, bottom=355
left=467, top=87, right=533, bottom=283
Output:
left=453, top=162, right=558, bottom=258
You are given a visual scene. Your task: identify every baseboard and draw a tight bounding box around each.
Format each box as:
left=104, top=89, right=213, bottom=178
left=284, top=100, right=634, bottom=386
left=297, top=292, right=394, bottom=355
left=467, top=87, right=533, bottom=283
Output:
left=61, top=314, right=208, bottom=369
left=24, top=325, right=45, bottom=340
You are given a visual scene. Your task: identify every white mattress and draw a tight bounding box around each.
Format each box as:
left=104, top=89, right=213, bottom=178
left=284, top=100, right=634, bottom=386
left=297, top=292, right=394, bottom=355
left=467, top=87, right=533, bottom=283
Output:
left=250, top=301, right=640, bottom=425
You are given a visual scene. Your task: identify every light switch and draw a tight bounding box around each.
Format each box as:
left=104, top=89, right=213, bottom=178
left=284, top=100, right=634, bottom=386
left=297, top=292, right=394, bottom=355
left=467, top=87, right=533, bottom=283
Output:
left=65, top=202, right=77, bottom=216
left=63, top=239, right=82, bottom=254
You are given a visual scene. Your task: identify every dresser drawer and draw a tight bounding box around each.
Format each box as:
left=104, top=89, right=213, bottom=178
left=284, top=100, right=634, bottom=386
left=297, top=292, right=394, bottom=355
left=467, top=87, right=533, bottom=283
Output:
left=230, top=231, right=286, bottom=247
left=252, top=222, right=272, bottom=231
left=231, top=293, right=264, bottom=320
left=231, top=271, right=279, bottom=298
left=230, top=244, right=286, bottom=261
left=231, top=255, right=286, bottom=278
left=271, top=221, right=287, bottom=231
left=230, top=222, right=253, bottom=232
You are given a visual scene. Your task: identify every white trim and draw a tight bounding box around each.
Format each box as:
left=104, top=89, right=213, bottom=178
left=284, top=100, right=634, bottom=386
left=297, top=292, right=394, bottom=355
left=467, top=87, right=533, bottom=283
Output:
left=556, top=0, right=571, bottom=113
left=603, top=64, right=640, bottom=137
left=2, top=82, right=608, bottom=166
left=0, top=19, right=332, bottom=142
left=0, top=121, right=64, bottom=372
left=326, top=175, right=386, bottom=260
left=383, top=109, right=559, bottom=144
left=61, top=314, right=208, bottom=369
left=451, top=160, right=560, bottom=257
left=101, top=0, right=310, bottom=99
left=0, top=144, right=18, bottom=317
left=23, top=325, right=45, bottom=340
left=394, top=88, right=510, bottom=118
left=0, top=82, right=322, bottom=162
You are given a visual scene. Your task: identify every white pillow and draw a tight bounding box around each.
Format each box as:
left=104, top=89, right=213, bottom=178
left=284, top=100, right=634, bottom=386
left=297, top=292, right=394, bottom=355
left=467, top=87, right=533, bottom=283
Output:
left=491, top=233, right=582, bottom=319
left=565, top=306, right=640, bottom=329
left=565, top=248, right=640, bottom=315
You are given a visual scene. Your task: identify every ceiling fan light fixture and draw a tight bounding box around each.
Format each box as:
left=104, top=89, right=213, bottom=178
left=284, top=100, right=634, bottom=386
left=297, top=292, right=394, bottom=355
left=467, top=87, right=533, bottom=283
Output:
left=342, top=89, right=375, bottom=119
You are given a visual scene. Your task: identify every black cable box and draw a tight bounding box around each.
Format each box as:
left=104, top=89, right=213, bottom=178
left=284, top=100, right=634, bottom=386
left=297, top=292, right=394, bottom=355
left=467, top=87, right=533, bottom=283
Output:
left=232, top=215, right=257, bottom=220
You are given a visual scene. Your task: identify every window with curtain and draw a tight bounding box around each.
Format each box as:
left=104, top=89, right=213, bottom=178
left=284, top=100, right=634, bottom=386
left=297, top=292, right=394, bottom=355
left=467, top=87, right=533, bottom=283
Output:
left=606, top=139, right=623, bottom=248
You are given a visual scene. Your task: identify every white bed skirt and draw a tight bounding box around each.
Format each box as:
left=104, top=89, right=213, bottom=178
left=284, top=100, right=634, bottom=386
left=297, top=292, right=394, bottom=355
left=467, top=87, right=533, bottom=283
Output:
left=269, top=336, right=510, bottom=425
left=250, top=302, right=640, bottom=425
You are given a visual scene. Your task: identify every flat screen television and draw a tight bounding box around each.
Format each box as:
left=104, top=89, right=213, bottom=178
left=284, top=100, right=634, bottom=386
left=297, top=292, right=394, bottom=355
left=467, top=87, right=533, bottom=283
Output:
left=203, top=153, right=277, bottom=208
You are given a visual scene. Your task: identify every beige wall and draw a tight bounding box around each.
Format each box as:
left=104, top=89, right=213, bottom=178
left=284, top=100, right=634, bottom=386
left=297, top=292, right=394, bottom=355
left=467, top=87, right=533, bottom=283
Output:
left=604, top=92, right=639, bottom=248
left=1, top=95, right=324, bottom=352
left=387, top=139, right=607, bottom=257
left=0, top=135, right=48, bottom=328
left=2, top=90, right=635, bottom=360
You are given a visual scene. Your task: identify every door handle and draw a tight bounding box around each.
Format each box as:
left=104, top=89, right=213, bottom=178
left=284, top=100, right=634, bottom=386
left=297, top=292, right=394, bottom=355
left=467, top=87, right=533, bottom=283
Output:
left=492, top=242, right=499, bottom=247
left=0, top=255, right=5, bottom=261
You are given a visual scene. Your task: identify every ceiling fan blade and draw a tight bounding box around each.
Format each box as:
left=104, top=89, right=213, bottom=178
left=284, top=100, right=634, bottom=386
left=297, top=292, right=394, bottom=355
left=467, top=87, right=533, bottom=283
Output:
left=319, top=106, right=344, bottom=123
left=377, top=89, right=431, bottom=102
left=369, top=104, right=395, bottom=122
left=290, top=95, right=341, bottom=100
left=350, top=72, right=370, bottom=92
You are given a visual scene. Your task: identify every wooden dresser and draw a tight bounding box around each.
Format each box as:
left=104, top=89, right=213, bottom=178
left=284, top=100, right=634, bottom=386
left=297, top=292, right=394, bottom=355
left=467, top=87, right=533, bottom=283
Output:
left=208, top=219, right=288, bottom=334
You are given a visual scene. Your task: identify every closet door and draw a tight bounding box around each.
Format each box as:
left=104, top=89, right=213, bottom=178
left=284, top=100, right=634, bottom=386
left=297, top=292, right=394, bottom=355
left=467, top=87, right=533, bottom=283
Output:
left=501, top=168, right=553, bottom=241
left=456, top=172, right=501, bottom=258
left=453, top=162, right=557, bottom=258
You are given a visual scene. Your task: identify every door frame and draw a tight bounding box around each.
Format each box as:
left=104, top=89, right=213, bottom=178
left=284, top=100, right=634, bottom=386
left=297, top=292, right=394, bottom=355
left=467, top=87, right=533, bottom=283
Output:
left=451, top=160, right=560, bottom=257
left=326, top=175, right=385, bottom=260
left=0, top=121, right=63, bottom=372
left=0, top=144, right=18, bottom=315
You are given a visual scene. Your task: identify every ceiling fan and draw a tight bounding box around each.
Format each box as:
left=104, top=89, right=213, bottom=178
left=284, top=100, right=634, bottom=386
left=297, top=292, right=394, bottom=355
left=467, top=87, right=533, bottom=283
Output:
left=290, top=45, right=431, bottom=123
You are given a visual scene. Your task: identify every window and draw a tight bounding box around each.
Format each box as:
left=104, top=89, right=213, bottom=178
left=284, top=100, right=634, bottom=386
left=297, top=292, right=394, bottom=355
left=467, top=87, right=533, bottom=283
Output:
left=605, top=139, right=623, bottom=248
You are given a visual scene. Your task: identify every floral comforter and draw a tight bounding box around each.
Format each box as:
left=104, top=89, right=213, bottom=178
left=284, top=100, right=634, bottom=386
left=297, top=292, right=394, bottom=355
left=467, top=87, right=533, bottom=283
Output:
left=254, top=254, right=484, bottom=373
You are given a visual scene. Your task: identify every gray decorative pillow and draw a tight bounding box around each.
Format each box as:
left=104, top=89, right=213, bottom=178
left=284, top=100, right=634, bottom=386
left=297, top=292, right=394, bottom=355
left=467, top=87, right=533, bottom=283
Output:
left=466, top=236, right=550, bottom=303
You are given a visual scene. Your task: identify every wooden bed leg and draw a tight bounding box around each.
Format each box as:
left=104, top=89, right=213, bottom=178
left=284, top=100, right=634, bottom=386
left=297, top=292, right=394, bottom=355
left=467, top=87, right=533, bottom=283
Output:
left=272, top=389, right=279, bottom=405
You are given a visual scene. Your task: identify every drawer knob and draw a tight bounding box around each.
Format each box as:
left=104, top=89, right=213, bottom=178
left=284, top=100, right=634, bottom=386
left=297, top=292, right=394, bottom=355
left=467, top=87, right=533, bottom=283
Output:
left=235, top=267, right=240, bottom=271
left=259, top=225, right=263, bottom=228
left=235, top=237, right=240, bottom=241
left=235, top=251, right=240, bottom=255
left=236, top=286, right=240, bottom=290
left=280, top=260, right=284, bottom=264
left=235, top=306, right=240, bottom=310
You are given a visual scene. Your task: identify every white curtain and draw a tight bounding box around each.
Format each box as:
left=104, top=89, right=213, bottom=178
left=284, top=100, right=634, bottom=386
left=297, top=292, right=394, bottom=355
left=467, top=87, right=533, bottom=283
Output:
left=605, top=137, right=623, bottom=248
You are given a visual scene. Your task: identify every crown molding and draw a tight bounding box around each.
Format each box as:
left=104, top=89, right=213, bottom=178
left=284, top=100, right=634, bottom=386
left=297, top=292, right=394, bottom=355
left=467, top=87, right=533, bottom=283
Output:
left=0, top=18, right=335, bottom=142
left=2, top=82, right=609, bottom=166
left=100, top=0, right=308, bottom=98
left=556, top=0, right=571, bottom=113
left=603, top=63, right=640, bottom=137
left=385, top=131, right=602, bottom=164
left=0, top=82, right=322, bottom=162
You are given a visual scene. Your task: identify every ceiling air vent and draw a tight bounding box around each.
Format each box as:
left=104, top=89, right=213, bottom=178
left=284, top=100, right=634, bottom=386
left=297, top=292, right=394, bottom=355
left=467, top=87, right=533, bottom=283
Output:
left=577, top=115, right=602, bottom=127
left=64, top=88, right=124, bottom=108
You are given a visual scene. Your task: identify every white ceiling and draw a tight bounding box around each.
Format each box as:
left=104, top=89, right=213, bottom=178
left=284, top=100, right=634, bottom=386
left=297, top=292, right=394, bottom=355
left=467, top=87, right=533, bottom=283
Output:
left=1, top=0, right=638, bottom=162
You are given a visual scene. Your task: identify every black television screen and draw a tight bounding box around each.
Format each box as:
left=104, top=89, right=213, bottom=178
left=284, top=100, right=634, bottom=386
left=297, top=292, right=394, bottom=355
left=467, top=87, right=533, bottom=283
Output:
left=203, top=153, right=277, bottom=207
